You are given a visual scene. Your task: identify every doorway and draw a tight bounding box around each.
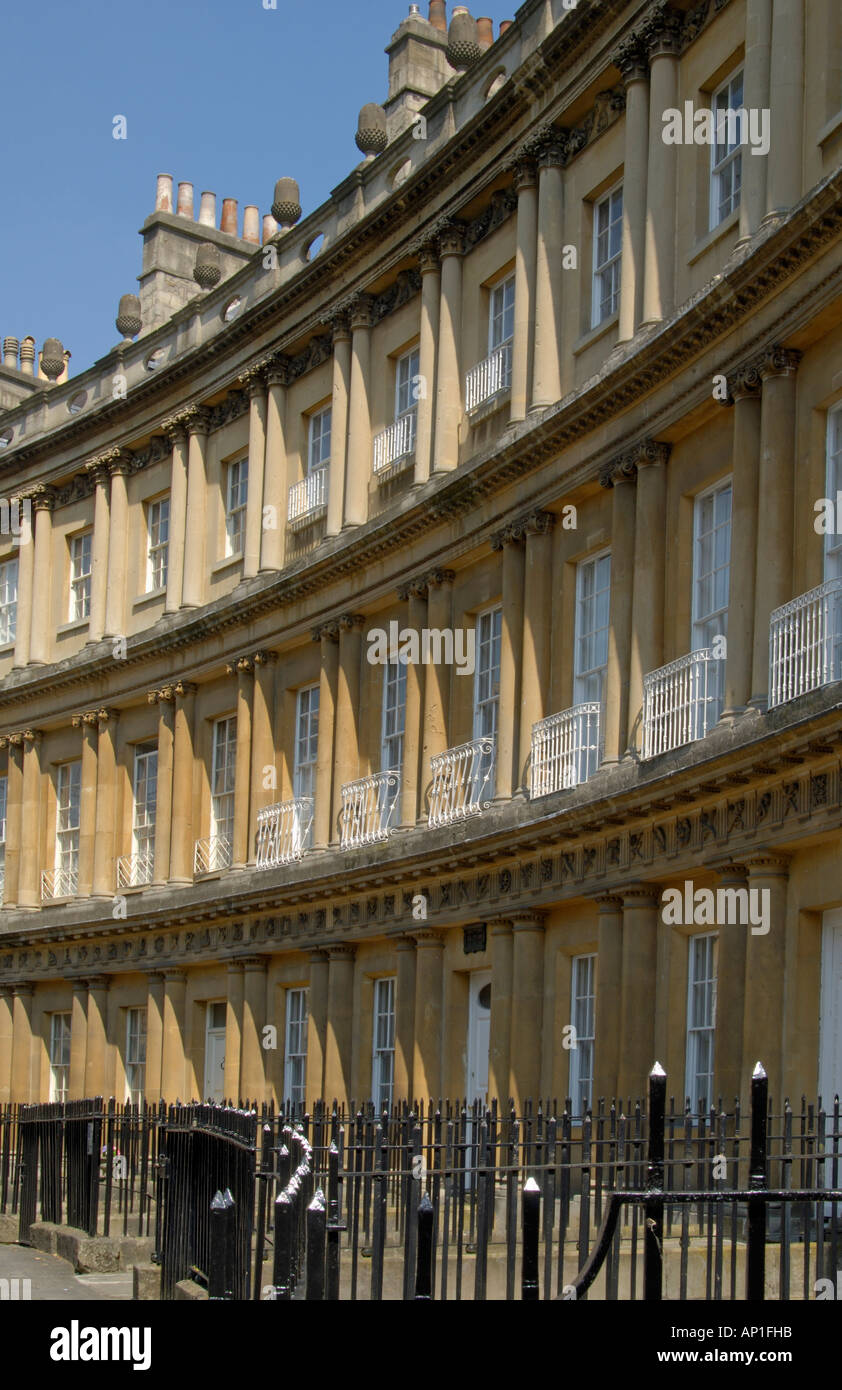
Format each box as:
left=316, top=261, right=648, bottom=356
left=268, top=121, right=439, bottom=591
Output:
left=204, top=1000, right=227, bottom=1102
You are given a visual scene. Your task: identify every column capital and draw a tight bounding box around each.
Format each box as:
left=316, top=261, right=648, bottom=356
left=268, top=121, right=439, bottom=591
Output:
left=599, top=454, right=638, bottom=489
left=163, top=968, right=187, bottom=983
left=628, top=439, right=671, bottom=470
left=21, top=728, right=42, bottom=747
left=757, top=346, right=802, bottom=381
left=621, top=882, right=661, bottom=907
left=324, top=307, right=352, bottom=342
left=312, top=619, right=340, bottom=643
left=226, top=958, right=245, bottom=975
left=413, top=928, right=444, bottom=948
left=228, top=655, right=254, bottom=677
left=253, top=649, right=278, bottom=668
left=488, top=918, right=513, bottom=937
left=11, top=981, right=34, bottom=997
left=612, top=33, right=649, bottom=83
left=68, top=976, right=90, bottom=993
left=592, top=892, right=625, bottom=912
left=640, top=3, right=683, bottom=58
left=411, top=237, right=441, bottom=274
left=511, top=157, right=538, bottom=193
left=705, top=857, right=751, bottom=883
left=348, top=294, right=376, bottom=331
left=397, top=576, right=430, bottom=601
left=436, top=220, right=466, bottom=258
left=394, top=935, right=417, bottom=953
left=743, top=852, right=791, bottom=877
left=308, top=948, right=330, bottom=965
left=327, top=944, right=357, bottom=961
left=338, top=612, right=365, bottom=633
left=239, top=955, right=268, bottom=973
left=85, top=974, right=110, bottom=992
left=96, top=707, right=118, bottom=728
left=525, top=124, right=569, bottom=169
left=174, top=680, right=198, bottom=700
left=108, top=449, right=135, bottom=478
left=491, top=522, right=524, bottom=552
left=264, top=353, right=293, bottom=387
left=84, top=459, right=112, bottom=489
left=160, top=411, right=190, bottom=444
left=510, top=910, right=545, bottom=932
left=727, top=360, right=764, bottom=402
left=29, top=483, right=57, bottom=513
left=6, top=732, right=24, bottom=750
left=424, top=567, right=455, bottom=590
left=238, top=365, right=268, bottom=398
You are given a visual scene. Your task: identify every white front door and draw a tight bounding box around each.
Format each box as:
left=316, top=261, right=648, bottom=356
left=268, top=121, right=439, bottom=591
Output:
left=467, top=971, right=492, bottom=1105
left=819, top=909, right=842, bottom=1103
left=204, top=1001, right=227, bottom=1102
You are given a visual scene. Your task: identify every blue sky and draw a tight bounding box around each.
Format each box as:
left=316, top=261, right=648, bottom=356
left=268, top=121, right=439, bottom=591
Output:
left=0, top=0, right=502, bottom=377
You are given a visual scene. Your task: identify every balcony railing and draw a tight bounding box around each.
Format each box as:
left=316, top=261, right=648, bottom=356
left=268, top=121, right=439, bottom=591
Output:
left=256, top=797, right=314, bottom=868
left=340, top=772, right=401, bottom=849
left=428, top=736, right=496, bottom=828
left=372, top=410, right=417, bottom=478
left=41, top=866, right=78, bottom=901
left=117, top=851, right=154, bottom=890
left=769, top=579, right=842, bottom=708
left=530, top=703, right=602, bottom=798
left=193, top=835, right=232, bottom=875
left=288, top=467, right=328, bottom=529
left=642, top=649, right=721, bottom=760
left=465, top=341, right=512, bottom=412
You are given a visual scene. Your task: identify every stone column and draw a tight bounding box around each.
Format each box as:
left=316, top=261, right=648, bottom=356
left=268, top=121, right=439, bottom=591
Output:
left=224, top=960, right=244, bottom=1102
left=0, top=987, right=13, bottom=1103
left=305, top=950, right=329, bottom=1107
left=151, top=687, right=175, bottom=885
left=398, top=581, right=427, bottom=828
left=414, top=244, right=440, bottom=486
left=742, top=855, right=789, bottom=1107
left=413, top=930, right=444, bottom=1100
left=766, top=0, right=804, bottom=219
left=421, top=570, right=454, bottom=815
left=249, top=651, right=278, bottom=864
left=750, top=348, right=801, bottom=708
left=433, top=225, right=465, bottom=473
left=518, top=512, right=555, bottom=793
left=10, top=984, right=34, bottom=1102
left=722, top=366, right=763, bottom=717
left=641, top=10, right=681, bottom=325
left=394, top=937, right=417, bottom=1100
left=18, top=730, right=43, bottom=909
left=531, top=133, right=567, bottom=408
left=242, top=374, right=268, bottom=580
left=83, top=976, right=109, bottom=1096
left=508, top=912, right=545, bottom=1110
left=600, top=457, right=637, bottom=763
left=144, top=973, right=165, bottom=1104
left=313, top=623, right=340, bottom=848
left=614, top=37, right=650, bottom=341
left=617, top=886, right=659, bottom=1099
left=711, top=862, right=749, bottom=1106
left=29, top=488, right=55, bottom=664
left=105, top=454, right=131, bottom=637
left=332, top=615, right=364, bottom=843
left=169, top=681, right=197, bottom=884
left=324, top=946, right=355, bottom=1107
left=76, top=712, right=98, bottom=898
left=2, top=735, right=23, bottom=908
left=182, top=407, right=211, bottom=608
left=86, top=460, right=111, bottom=644
left=492, top=529, right=525, bottom=801
left=240, top=957, right=268, bottom=1104
left=739, top=0, right=772, bottom=241
left=261, top=361, right=290, bottom=569
left=161, top=970, right=187, bottom=1102
left=68, top=979, right=88, bottom=1100
left=92, top=709, right=118, bottom=897
left=488, top=920, right=513, bottom=1106
left=593, top=895, right=624, bottom=1103
left=231, top=658, right=253, bottom=870
left=163, top=417, right=188, bottom=613
left=12, top=496, right=34, bottom=668
left=326, top=316, right=352, bottom=537
left=510, top=158, right=538, bottom=424
left=628, top=442, right=669, bottom=753
left=344, top=297, right=374, bottom=528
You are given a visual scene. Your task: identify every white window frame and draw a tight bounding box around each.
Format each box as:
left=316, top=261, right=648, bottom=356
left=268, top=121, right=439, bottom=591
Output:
left=685, top=933, right=718, bottom=1110
left=591, top=183, right=623, bottom=329
left=50, top=1012, right=72, bottom=1102
left=55, top=761, right=81, bottom=884
left=825, top=405, right=842, bottom=581
left=284, top=987, right=308, bottom=1112
left=569, top=954, right=596, bottom=1119
left=488, top=275, right=515, bottom=355
left=574, top=551, right=611, bottom=706
left=381, top=659, right=406, bottom=772
left=692, top=478, right=732, bottom=723
left=0, top=557, right=18, bottom=645
left=145, top=496, right=170, bottom=592
left=126, top=1007, right=147, bottom=1105
left=69, top=532, right=92, bottom=622
left=294, top=685, right=319, bottom=803
left=0, top=774, right=7, bottom=900
left=131, top=743, right=157, bottom=868
left=308, top=407, right=332, bottom=473
left=371, top=976, right=396, bottom=1111
left=710, top=69, right=744, bottom=231
left=210, top=716, right=237, bottom=848
left=224, top=458, right=248, bottom=557
left=395, top=347, right=421, bottom=421
left=473, top=606, right=502, bottom=741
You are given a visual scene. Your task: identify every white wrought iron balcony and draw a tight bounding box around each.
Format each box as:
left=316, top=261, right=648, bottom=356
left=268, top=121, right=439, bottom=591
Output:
left=193, top=835, right=232, bottom=876
left=465, top=341, right=512, bottom=413
left=642, top=649, right=721, bottom=760
left=372, top=410, right=417, bottom=478
left=288, top=467, right=328, bottom=529
left=256, top=797, right=314, bottom=868
left=769, top=579, right=842, bottom=709
left=117, top=852, right=154, bottom=890
left=41, top=866, right=78, bottom=901
left=428, top=736, right=496, bottom=828
left=530, top=703, right=602, bottom=798
left=340, top=772, right=400, bottom=849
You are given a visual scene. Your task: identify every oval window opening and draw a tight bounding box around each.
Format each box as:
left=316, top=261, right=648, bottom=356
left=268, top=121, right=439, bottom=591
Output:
left=391, top=159, right=412, bottom=188
left=222, top=296, right=242, bottom=323
left=145, top=349, right=166, bottom=372
left=305, top=232, right=325, bottom=261
left=67, top=391, right=87, bottom=416
left=0, top=429, right=12, bottom=449
left=485, top=70, right=507, bottom=99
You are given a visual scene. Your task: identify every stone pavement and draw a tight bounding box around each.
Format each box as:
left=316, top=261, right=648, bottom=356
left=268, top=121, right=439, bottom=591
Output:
left=0, top=1243, right=133, bottom=1301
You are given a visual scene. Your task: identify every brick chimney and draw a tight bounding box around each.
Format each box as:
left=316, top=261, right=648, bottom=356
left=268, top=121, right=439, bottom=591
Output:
left=384, top=3, right=452, bottom=141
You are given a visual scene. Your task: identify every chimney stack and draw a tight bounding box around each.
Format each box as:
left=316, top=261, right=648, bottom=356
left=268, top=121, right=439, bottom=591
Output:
left=242, top=205, right=260, bottom=244
left=262, top=213, right=278, bottom=244
left=477, top=16, right=493, bottom=47
left=19, top=337, right=35, bottom=375
left=220, top=198, right=238, bottom=236
left=177, top=181, right=194, bottom=218
left=155, top=173, right=173, bottom=213
left=198, top=191, right=217, bottom=228
left=429, top=0, right=447, bottom=30
left=3, top=337, right=18, bottom=369
left=499, top=19, right=512, bottom=36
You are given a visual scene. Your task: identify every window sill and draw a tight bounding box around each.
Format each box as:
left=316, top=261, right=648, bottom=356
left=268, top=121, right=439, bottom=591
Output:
left=57, top=618, right=89, bottom=637
left=573, top=313, right=619, bottom=357
left=0, top=642, right=15, bottom=657
left=818, top=109, right=842, bottom=150
left=211, top=553, right=243, bottom=577
left=133, top=587, right=166, bottom=611
left=688, top=207, right=740, bottom=266
left=467, top=390, right=511, bottom=426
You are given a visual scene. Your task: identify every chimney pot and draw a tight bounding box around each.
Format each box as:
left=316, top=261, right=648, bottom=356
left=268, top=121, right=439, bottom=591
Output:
left=198, top=191, right=217, bottom=228
left=155, top=173, right=173, bottom=213
left=499, top=19, right=513, bottom=35
left=476, top=16, right=493, bottom=47
left=2, top=336, right=19, bottom=369
left=262, top=213, right=279, bottom=244
left=429, top=0, right=446, bottom=30
left=220, top=198, right=238, bottom=236
left=177, top=181, right=194, bottom=218
left=243, top=205, right=260, bottom=244
left=19, top=337, right=35, bottom=375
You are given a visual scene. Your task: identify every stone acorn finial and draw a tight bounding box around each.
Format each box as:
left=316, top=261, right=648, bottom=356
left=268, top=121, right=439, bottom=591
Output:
left=271, top=177, right=302, bottom=229
left=193, top=242, right=222, bottom=289
left=40, top=338, right=66, bottom=380
left=115, top=293, right=142, bottom=340
left=355, top=103, right=388, bottom=159
left=446, top=7, right=481, bottom=69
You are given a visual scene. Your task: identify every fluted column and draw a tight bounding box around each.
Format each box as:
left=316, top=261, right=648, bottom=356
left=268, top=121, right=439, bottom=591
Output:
left=68, top=980, right=88, bottom=1100
left=739, top=0, right=772, bottom=241
left=224, top=960, right=244, bottom=1102
left=169, top=681, right=197, bottom=884
left=394, top=937, right=417, bottom=1100
left=12, top=498, right=34, bottom=668
left=766, top=0, right=804, bottom=219
left=593, top=894, right=623, bottom=1103
left=29, top=488, right=55, bottom=664
left=413, top=930, right=444, bottom=1100
left=414, top=244, right=440, bottom=485
left=161, top=969, right=187, bottom=1102
left=488, top=920, right=513, bottom=1106
left=614, top=37, right=650, bottom=341
left=531, top=133, right=567, bottom=409
left=2, top=735, right=23, bottom=908
left=241, top=957, right=267, bottom=1103
left=628, top=442, right=669, bottom=752
left=600, top=456, right=637, bottom=763
left=421, top=570, right=454, bottom=813
left=150, top=687, right=175, bottom=885
left=163, top=418, right=188, bottom=613
left=641, top=11, right=681, bottom=325
left=92, top=709, right=118, bottom=897
left=261, top=360, right=290, bottom=569
left=0, top=987, right=13, bottom=1103
left=85, top=460, right=111, bottom=644
left=324, top=945, right=355, bottom=1107
left=750, top=347, right=801, bottom=708
left=18, top=730, right=43, bottom=909
left=742, top=854, right=790, bottom=1107
left=509, top=912, right=545, bottom=1110
left=182, top=407, right=211, bottom=608
left=398, top=581, right=427, bottom=827
left=83, top=976, right=109, bottom=1096
left=305, top=950, right=329, bottom=1107
left=242, top=374, right=268, bottom=580
left=332, top=614, right=364, bottom=842
left=492, top=528, right=525, bottom=801
left=10, top=984, right=34, bottom=1102
left=326, top=316, right=352, bottom=537
left=231, top=657, right=253, bottom=870
left=518, top=512, right=555, bottom=793
left=433, top=224, right=464, bottom=473
left=143, top=972, right=165, bottom=1104
left=105, top=454, right=131, bottom=637
left=722, top=365, right=763, bottom=717
left=617, top=886, right=660, bottom=1099
left=313, top=623, right=339, bottom=848
left=510, top=158, right=538, bottom=423
left=75, top=712, right=98, bottom=898
left=344, top=297, right=374, bottom=527
left=249, top=651, right=278, bottom=864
